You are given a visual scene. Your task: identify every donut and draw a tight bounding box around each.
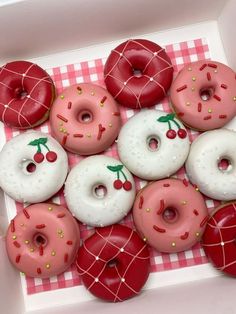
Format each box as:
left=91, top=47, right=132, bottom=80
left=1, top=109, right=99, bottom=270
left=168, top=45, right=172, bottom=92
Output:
left=185, top=129, right=236, bottom=201
left=6, top=203, right=80, bottom=278
left=50, top=83, right=121, bottom=155
left=133, top=178, right=208, bottom=253
left=170, top=60, right=236, bottom=131
left=202, top=203, right=236, bottom=276
left=76, top=224, right=150, bottom=302
left=117, top=110, right=190, bottom=180
left=0, top=60, right=55, bottom=129
left=0, top=131, right=68, bottom=203
left=104, top=39, right=173, bottom=109
left=64, top=155, right=135, bottom=227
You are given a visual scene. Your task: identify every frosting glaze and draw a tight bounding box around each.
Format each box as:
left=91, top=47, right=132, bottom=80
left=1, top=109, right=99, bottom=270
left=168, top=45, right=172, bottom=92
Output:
left=6, top=203, right=80, bottom=278
left=185, top=129, right=236, bottom=201
left=0, top=60, right=55, bottom=129
left=76, top=224, right=150, bottom=302
left=170, top=60, right=236, bottom=130
left=133, top=178, right=208, bottom=253
left=50, top=83, right=121, bottom=155
left=202, top=203, right=236, bottom=276
left=117, top=110, right=190, bottom=180
left=0, top=131, right=68, bottom=203
left=64, top=155, right=135, bottom=227
left=104, top=39, right=173, bottom=109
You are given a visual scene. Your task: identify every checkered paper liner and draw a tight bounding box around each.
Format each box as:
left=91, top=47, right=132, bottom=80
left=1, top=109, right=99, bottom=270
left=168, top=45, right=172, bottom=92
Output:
left=2, top=38, right=221, bottom=295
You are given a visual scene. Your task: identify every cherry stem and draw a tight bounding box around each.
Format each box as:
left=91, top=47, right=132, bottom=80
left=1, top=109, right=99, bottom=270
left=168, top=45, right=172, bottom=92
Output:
left=117, top=171, right=120, bottom=180
left=172, top=119, right=181, bottom=129
left=167, top=121, right=171, bottom=130
left=120, top=170, right=127, bottom=181
left=42, top=143, right=50, bottom=152
left=37, top=144, right=41, bottom=153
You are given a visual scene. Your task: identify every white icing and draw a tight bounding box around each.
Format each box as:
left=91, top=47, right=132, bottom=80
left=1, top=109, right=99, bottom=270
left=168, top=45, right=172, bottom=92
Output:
left=64, top=155, right=135, bottom=227
left=186, top=129, right=236, bottom=201
left=0, top=131, right=68, bottom=203
left=117, top=110, right=190, bottom=180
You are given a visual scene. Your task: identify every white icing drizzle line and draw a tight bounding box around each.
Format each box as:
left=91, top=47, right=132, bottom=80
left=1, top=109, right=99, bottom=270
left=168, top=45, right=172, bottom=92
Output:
left=0, top=99, right=31, bottom=126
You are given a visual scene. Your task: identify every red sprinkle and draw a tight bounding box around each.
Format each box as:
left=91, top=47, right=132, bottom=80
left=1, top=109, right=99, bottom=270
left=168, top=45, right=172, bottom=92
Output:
left=163, top=183, right=170, bottom=187
left=199, top=64, right=207, bottom=71
left=97, top=124, right=106, bottom=140
left=113, top=112, right=120, bottom=116
left=77, top=86, right=82, bottom=92
left=193, top=209, right=199, bottom=216
left=208, top=63, right=217, bottom=68
left=198, top=103, right=202, bottom=112
left=56, top=114, right=68, bottom=123
left=219, top=114, right=227, bottom=119
left=157, top=199, right=165, bottom=215
left=153, top=225, right=166, bottom=233
left=10, top=219, right=15, bottom=233
left=100, top=96, right=107, bottom=104
left=67, top=241, right=73, bottom=245
left=180, top=232, right=189, bottom=240
left=200, top=216, right=209, bottom=227
left=221, top=84, right=227, bottom=89
left=67, top=101, right=72, bottom=109
left=73, top=133, right=83, bottom=138
left=57, top=213, right=66, bottom=218
left=62, top=135, right=68, bottom=145
left=176, top=85, right=187, bottom=92
left=213, top=94, right=221, bottom=101
left=36, top=224, right=46, bottom=229
left=13, top=241, right=21, bottom=248
left=64, top=253, right=69, bottom=263
left=178, top=112, right=185, bottom=117
left=204, top=115, right=212, bottom=120
left=139, top=195, right=144, bottom=209
left=37, top=268, right=42, bottom=275
left=15, top=254, right=21, bottom=263
left=39, top=245, right=44, bottom=256
left=207, top=72, right=211, bottom=81
left=183, top=179, right=188, bottom=187
left=23, top=209, right=30, bottom=219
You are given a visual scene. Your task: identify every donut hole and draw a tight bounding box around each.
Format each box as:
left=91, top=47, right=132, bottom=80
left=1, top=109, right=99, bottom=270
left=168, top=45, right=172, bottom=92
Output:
left=77, top=110, right=93, bottom=124
left=20, top=159, right=37, bottom=175
left=147, top=135, right=160, bottom=152
left=218, top=157, right=233, bottom=172
left=26, top=163, right=36, bottom=173
left=200, top=87, right=215, bottom=101
left=162, top=207, right=179, bottom=224
left=14, top=87, right=28, bottom=100
left=33, top=233, right=48, bottom=247
left=133, top=68, right=143, bottom=78
left=107, top=258, right=119, bottom=268
left=93, top=184, right=107, bottom=199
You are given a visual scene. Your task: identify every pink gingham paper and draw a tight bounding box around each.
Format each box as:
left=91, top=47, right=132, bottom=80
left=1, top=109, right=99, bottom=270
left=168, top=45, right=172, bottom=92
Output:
left=2, top=38, right=220, bottom=295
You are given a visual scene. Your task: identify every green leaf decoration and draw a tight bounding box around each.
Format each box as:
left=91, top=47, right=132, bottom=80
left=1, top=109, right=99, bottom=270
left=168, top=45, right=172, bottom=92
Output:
left=157, top=116, right=169, bottom=122
left=157, top=113, right=175, bottom=123
left=28, top=139, right=39, bottom=146
left=167, top=113, right=175, bottom=121
left=107, top=165, right=124, bottom=172
left=28, top=137, right=48, bottom=146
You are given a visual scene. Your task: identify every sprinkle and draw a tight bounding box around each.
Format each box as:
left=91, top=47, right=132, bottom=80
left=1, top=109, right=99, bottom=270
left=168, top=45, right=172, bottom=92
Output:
left=208, top=108, right=212, bottom=113
left=97, top=124, right=106, bottom=140
left=221, top=242, right=224, bottom=246
left=57, top=229, right=63, bottom=234
left=221, top=84, right=227, bottom=89
left=10, top=219, right=15, bottom=232
left=233, top=97, right=236, bottom=101
left=15, top=255, right=21, bottom=264
left=171, top=242, right=176, bottom=247
left=191, top=87, right=195, bottom=91
left=188, top=67, right=192, bottom=71
left=73, top=133, right=83, bottom=138
left=12, top=235, right=17, bottom=240
left=37, top=268, right=42, bottom=274
left=208, top=63, right=217, bottom=68
left=163, top=183, right=170, bottom=187
left=36, top=224, right=46, bottom=229
left=30, top=248, right=35, bottom=252
left=180, top=232, right=189, bottom=240
left=86, top=133, right=92, bottom=138
left=192, top=77, right=196, bottom=81
left=124, top=81, right=127, bottom=86
left=178, top=112, right=185, bottom=117
left=51, top=251, right=56, bottom=256
left=20, top=223, right=24, bottom=227
left=214, top=70, right=218, bottom=73
left=100, top=96, right=107, bottom=104
left=64, top=253, right=69, bottom=263
left=200, top=216, right=208, bottom=227
left=204, top=115, right=212, bottom=120
left=56, top=114, right=68, bottom=123
left=193, top=209, right=199, bottom=216
left=143, top=237, right=147, bottom=242
left=121, top=278, right=125, bottom=282
left=186, top=102, right=191, bottom=106
left=67, top=101, right=72, bottom=109
left=60, top=234, right=64, bottom=238
left=108, top=123, right=112, bottom=127
left=91, top=91, right=95, bottom=96
left=46, top=263, right=51, bottom=269
left=198, top=103, right=202, bottom=112
left=120, top=248, right=124, bottom=252
left=59, top=128, right=63, bottom=132
left=213, top=94, right=221, bottom=101
left=153, top=225, right=166, bottom=233
left=23, top=209, right=30, bottom=219
left=112, top=112, right=120, bottom=116
left=60, top=95, right=65, bottom=99
left=48, top=207, right=53, bottom=211
left=219, top=114, right=227, bottom=119
left=207, top=72, right=211, bottom=81
left=57, top=213, right=66, bottom=218
left=67, top=240, right=73, bottom=245
left=95, top=278, right=99, bottom=282
left=176, top=85, right=187, bottom=92
left=139, top=195, right=144, bottom=209
left=95, top=256, right=99, bottom=260
left=77, top=86, right=82, bottom=94
left=62, top=135, right=68, bottom=145
left=181, top=200, right=187, bottom=205
left=24, top=240, right=29, bottom=244
left=196, top=232, right=200, bottom=237
left=156, top=199, right=165, bottom=215
left=13, top=241, right=21, bottom=248
left=183, top=179, right=188, bottom=187
left=146, top=208, right=151, bottom=212
left=199, top=64, right=207, bottom=71
left=39, top=245, right=44, bottom=256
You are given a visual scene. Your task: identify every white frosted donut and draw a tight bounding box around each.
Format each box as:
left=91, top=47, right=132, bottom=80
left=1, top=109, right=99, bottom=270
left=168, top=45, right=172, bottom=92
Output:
left=186, top=129, right=236, bottom=201
left=117, top=110, right=190, bottom=180
left=64, top=155, right=136, bottom=227
left=0, top=131, right=68, bottom=203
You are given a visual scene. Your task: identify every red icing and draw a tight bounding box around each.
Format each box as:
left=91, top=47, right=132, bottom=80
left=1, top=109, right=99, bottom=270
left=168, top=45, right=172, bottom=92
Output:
left=0, top=61, right=55, bottom=129
left=202, top=203, right=236, bottom=276
left=76, top=224, right=150, bottom=302
left=104, top=39, right=173, bottom=109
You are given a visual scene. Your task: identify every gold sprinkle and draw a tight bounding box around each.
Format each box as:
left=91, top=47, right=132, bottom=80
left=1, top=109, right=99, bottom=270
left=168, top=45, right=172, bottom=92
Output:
left=59, top=122, right=63, bottom=126
left=233, top=97, right=236, bottom=101
left=46, top=263, right=51, bottom=269
left=60, top=95, right=65, bottom=99
left=196, top=232, right=200, bottom=237
left=208, top=108, right=212, bottom=113
left=59, top=127, right=63, bottom=132
left=188, top=67, right=192, bottom=71
left=57, top=229, right=63, bottom=234
left=191, top=87, right=195, bottom=91
left=146, top=208, right=151, bottom=212
left=20, top=272, right=25, bottom=276
left=195, top=187, right=199, bottom=191
left=214, top=70, right=218, bottom=73
left=63, top=129, right=67, bottom=134
left=192, top=77, right=196, bottom=81
left=78, top=90, right=82, bottom=95
left=181, top=200, right=187, bottom=205
left=171, top=242, right=176, bottom=247
left=91, top=91, right=95, bottom=96
left=30, top=248, right=35, bottom=252
left=12, top=235, right=17, bottom=240
left=51, top=250, right=56, bottom=256
left=24, top=240, right=30, bottom=244
left=143, top=237, right=147, bottom=242
left=20, top=223, right=24, bottom=227
left=86, top=133, right=92, bottom=138
left=186, top=102, right=191, bottom=106
left=100, top=103, right=104, bottom=107
left=60, top=234, right=64, bottom=238
left=48, top=207, right=53, bottom=211
left=108, top=123, right=112, bottom=127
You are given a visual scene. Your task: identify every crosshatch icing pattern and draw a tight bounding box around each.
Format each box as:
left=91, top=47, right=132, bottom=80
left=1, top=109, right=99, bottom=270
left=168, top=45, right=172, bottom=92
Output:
left=2, top=38, right=221, bottom=295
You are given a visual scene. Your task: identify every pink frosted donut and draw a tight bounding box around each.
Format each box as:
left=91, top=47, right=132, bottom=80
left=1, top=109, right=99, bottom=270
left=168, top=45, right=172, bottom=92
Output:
left=170, top=61, right=236, bottom=130
left=6, top=203, right=80, bottom=278
left=133, top=178, right=208, bottom=253
left=50, top=83, right=121, bottom=155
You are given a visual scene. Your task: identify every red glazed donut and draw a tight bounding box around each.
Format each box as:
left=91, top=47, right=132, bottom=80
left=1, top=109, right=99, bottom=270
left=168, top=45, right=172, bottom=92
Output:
left=6, top=203, right=80, bottom=278
left=0, top=61, right=55, bottom=129
left=202, top=203, right=236, bottom=276
left=76, top=224, right=150, bottom=302
left=104, top=39, right=173, bottom=109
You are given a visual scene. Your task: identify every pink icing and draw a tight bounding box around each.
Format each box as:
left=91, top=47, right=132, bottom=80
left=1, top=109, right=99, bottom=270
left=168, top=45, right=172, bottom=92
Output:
left=6, top=203, right=80, bottom=278
left=133, top=178, right=208, bottom=253
left=50, top=83, right=121, bottom=155
left=170, top=61, right=236, bottom=130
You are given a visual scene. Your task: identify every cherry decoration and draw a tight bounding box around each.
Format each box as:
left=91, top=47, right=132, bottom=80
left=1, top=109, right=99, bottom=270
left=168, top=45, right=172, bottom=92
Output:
left=158, top=113, right=187, bottom=139
left=107, top=165, right=132, bottom=191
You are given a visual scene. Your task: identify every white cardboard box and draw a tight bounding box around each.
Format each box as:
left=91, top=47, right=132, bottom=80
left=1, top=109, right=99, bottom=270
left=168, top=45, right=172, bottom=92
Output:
left=0, top=0, right=236, bottom=313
